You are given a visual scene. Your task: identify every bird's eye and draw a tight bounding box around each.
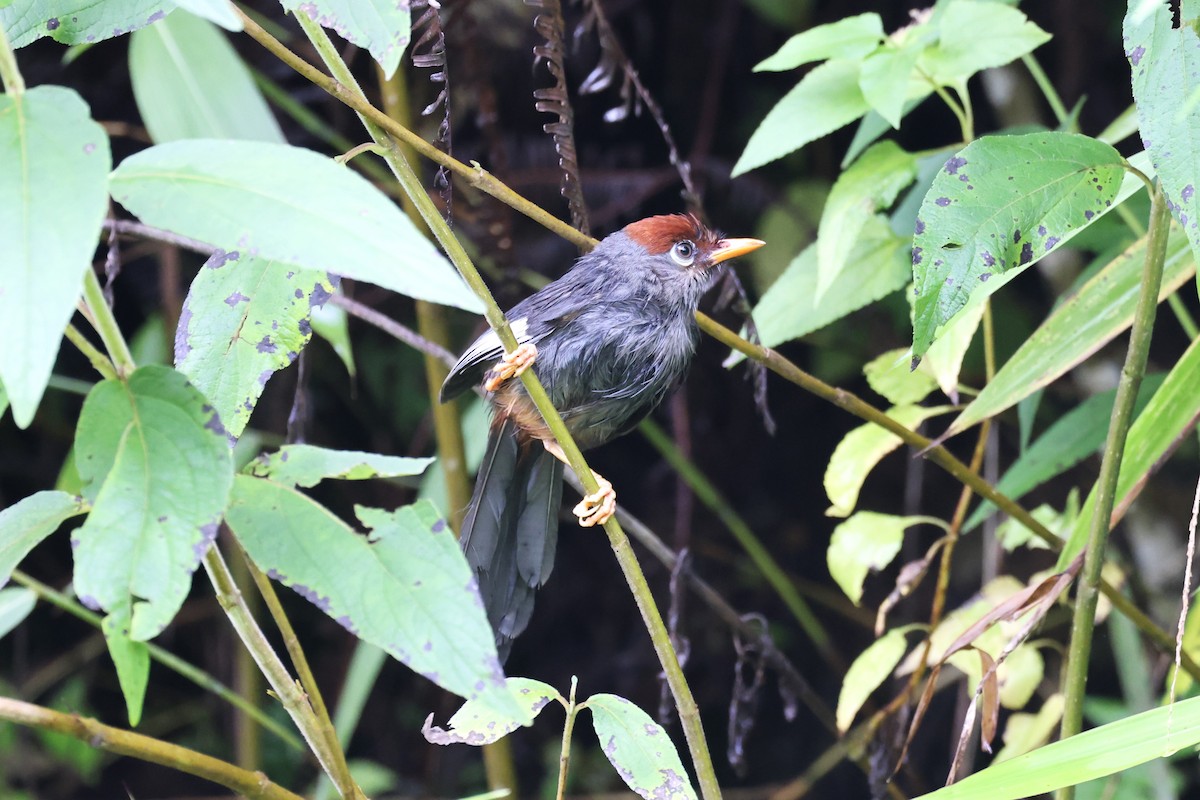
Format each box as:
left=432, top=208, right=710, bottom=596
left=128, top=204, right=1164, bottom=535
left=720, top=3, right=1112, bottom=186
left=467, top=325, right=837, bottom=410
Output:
left=670, top=240, right=696, bottom=267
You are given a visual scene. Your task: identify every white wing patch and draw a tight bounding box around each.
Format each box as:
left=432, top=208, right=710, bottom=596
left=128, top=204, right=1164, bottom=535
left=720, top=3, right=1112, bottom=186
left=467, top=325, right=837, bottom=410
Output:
left=459, top=317, right=530, bottom=368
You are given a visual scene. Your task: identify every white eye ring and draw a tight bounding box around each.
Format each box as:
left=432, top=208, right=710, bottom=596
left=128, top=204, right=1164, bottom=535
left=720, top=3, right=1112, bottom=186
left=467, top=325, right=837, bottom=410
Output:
left=671, top=240, right=696, bottom=267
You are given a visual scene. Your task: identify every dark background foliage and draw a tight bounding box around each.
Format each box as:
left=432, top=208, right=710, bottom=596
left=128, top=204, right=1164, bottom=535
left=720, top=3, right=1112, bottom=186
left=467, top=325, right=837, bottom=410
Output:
left=4, top=0, right=1197, bottom=797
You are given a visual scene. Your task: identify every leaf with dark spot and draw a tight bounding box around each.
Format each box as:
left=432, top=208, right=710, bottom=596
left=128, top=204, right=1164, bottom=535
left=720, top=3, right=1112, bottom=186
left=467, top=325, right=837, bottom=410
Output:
left=227, top=480, right=526, bottom=720
left=911, top=133, right=1129, bottom=358
left=175, top=252, right=331, bottom=438
left=73, top=366, right=234, bottom=642
left=424, top=677, right=559, bottom=746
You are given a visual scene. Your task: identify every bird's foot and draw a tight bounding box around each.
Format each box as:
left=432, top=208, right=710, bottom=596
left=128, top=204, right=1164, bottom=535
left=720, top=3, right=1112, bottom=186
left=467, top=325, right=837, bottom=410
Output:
left=573, top=474, right=616, bottom=527
left=484, top=342, right=538, bottom=392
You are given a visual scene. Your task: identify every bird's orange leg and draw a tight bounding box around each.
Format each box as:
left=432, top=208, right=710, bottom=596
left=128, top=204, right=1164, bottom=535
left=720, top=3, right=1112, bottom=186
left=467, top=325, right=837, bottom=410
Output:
left=484, top=342, right=539, bottom=392
left=543, top=440, right=617, bottom=527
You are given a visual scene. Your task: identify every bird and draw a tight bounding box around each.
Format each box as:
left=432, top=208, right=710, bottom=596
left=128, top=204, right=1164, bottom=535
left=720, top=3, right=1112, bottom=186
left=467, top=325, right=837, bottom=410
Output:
left=440, top=213, right=764, bottom=657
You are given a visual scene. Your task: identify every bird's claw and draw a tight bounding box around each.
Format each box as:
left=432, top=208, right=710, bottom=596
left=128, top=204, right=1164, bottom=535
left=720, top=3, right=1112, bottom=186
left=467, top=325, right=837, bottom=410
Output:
left=573, top=475, right=616, bottom=527
left=484, top=342, right=538, bottom=392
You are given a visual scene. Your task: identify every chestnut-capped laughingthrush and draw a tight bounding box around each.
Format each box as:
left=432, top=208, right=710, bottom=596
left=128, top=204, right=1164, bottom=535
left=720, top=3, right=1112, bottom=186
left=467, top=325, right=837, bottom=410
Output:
left=440, top=214, right=764, bottom=656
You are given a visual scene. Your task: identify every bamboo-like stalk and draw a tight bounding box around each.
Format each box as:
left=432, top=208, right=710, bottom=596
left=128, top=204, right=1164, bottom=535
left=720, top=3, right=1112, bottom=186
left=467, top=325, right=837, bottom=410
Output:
left=287, top=14, right=722, bottom=798
left=0, top=697, right=305, bottom=800
left=1055, top=184, right=1171, bottom=800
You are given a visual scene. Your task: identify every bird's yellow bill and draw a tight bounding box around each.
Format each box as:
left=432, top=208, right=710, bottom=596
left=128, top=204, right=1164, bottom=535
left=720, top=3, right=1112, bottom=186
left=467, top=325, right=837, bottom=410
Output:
left=711, top=237, right=766, bottom=264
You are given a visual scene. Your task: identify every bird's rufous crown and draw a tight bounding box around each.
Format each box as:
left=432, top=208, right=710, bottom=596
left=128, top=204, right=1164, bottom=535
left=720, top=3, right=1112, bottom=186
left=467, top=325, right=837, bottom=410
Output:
left=623, top=213, right=721, bottom=255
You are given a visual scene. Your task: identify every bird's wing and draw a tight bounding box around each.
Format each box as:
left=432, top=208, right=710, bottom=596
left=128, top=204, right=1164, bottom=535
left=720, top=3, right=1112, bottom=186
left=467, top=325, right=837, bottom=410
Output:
left=439, top=317, right=533, bottom=402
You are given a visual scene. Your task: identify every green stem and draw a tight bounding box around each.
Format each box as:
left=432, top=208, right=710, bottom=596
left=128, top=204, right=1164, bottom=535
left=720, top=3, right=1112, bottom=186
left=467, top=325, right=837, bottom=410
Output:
left=236, top=546, right=363, bottom=800
left=697, top=311, right=1200, bottom=683
left=64, top=323, right=118, bottom=381
left=638, top=418, right=835, bottom=663
left=0, top=23, right=24, bottom=95
left=1056, top=185, right=1170, bottom=796
left=202, top=545, right=356, bottom=798
left=291, top=16, right=721, bottom=799
left=8, top=569, right=303, bottom=751
left=81, top=268, right=135, bottom=375
left=555, top=677, right=580, bottom=800
left=0, top=697, right=304, bottom=800
left=1022, top=53, right=1069, bottom=126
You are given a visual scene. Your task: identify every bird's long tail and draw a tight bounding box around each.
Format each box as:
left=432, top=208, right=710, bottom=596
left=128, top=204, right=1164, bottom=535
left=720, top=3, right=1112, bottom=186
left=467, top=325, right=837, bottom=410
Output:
left=461, top=417, right=563, bottom=661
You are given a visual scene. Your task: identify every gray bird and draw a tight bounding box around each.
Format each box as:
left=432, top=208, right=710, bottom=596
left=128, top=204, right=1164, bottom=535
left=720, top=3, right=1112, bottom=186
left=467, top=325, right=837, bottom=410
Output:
left=440, top=213, right=764, bottom=657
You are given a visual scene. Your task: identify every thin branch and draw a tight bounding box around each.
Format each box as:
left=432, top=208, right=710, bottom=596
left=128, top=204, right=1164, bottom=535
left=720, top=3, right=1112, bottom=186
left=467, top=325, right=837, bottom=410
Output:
left=0, top=697, right=304, bottom=800
left=331, top=293, right=456, bottom=365
left=1057, top=184, right=1171, bottom=796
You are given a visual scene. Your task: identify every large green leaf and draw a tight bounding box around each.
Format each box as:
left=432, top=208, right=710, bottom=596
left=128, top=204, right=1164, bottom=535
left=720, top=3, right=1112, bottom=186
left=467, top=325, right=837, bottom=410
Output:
left=1057, top=335, right=1200, bottom=568
left=733, top=59, right=870, bottom=176
left=174, top=250, right=331, bottom=438
left=747, top=215, right=911, bottom=354
left=912, top=133, right=1126, bottom=359
left=0, top=490, right=86, bottom=585
left=913, top=695, right=1200, bottom=800
left=73, top=365, right=234, bottom=641
left=108, top=139, right=482, bottom=312
left=587, top=694, right=698, bottom=800
left=283, top=0, right=410, bottom=79
left=917, top=1, right=1051, bottom=86
left=1125, top=0, right=1200, bottom=269
left=943, top=227, right=1195, bottom=438
left=0, top=85, right=110, bottom=427
left=0, top=587, right=36, bottom=641
left=1, top=0, right=170, bottom=46
left=754, top=12, right=883, bottom=71
left=129, top=9, right=281, bottom=142
left=859, top=44, right=924, bottom=129
left=964, top=374, right=1166, bottom=532
left=817, top=140, right=918, bottom=299
left=246, top=444, right=433, bottom=488
left=225, top=477, right=523, bottom=719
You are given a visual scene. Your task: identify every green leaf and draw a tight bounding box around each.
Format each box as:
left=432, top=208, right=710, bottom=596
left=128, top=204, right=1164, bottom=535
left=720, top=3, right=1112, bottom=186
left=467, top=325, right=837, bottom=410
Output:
left=423, top=678, right=559, bottom=746
left=0, top=490, right=86, bottom=586
left=747, top=216, right=911, bottom=355
left=310, top=297, right=356, bottom=378
left=733, top=59, right=870, bottom=176
left=1, top=0, right=170, bottom=47
left=859, top=44, right=924, bottom=129
left=172, top=0, right=241, bottom=30
left=825, top=405, right=953, bottom=518
left=1126, top=0, right=1200, bottom=268
left=226, top=478, right=521, bottom=718
left=828, top=512, right=929, bottom=604
left=920, top=290, right=988, bottom=401
left=911, top=133, right=1126, bottom=359
left=0, top=587, right=36, bottom=640
left=102, top=609, right=150, bottom=726
left=943, top=226, right=1194, bottom=438
left=246, top=444, right=433, bottom=488
left=864, top=348, right=939, bottom=406
left=0, top=379, right=8, bottom=419
left=129, top=9, right=281, bottom=142
left=918, top=0, right=1051, bottom=86
left=73, top=365, right=234, bottom=641
left=964, top=375, right=1166, bottom=532
left=1057, top=335, right=1200, bottom=568
left=174, top=250, right=331, bottom=438
left=817, top=140, right=918, bottom=299
left=0, top=85, right=110, bottom=427
left=283, top=0, right=410, bottom=79
left=837, top=625, right=917, bottom=732
left=109, top=139, right=482, bottom=312
left=912, top=694, right=1200, bottom=800
left=754, top=13, right=883, bottom=71
left=587, top=694, right=698, bottom=800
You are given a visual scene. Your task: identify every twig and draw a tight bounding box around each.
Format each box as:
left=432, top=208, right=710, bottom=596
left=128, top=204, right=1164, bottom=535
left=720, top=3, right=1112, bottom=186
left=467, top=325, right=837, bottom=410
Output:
left=0, top=697, right=304, bottom=800
left=330, top=293, right=456, bottom=365
left=1057, top=184, right=1170, bottom=798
